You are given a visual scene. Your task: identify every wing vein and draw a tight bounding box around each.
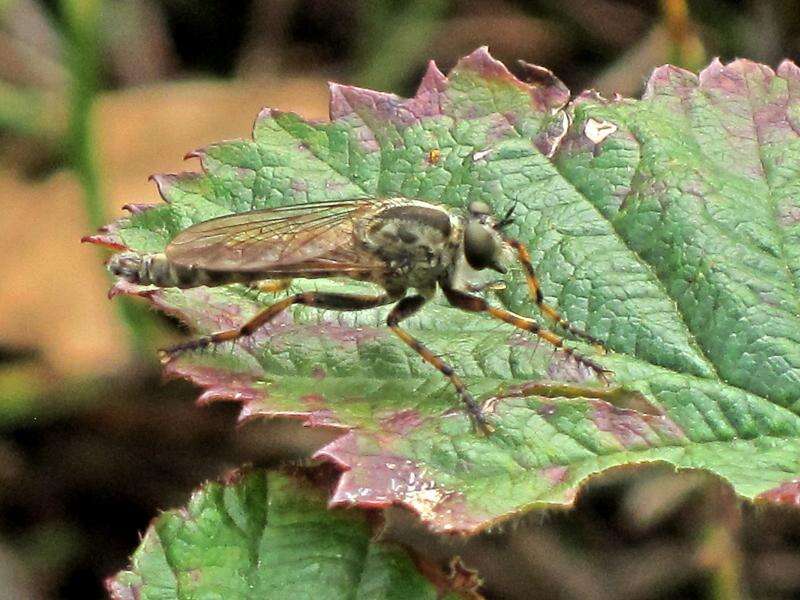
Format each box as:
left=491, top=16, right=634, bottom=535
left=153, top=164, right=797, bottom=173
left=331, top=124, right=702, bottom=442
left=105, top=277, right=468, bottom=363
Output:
left=165, top=199, right=395, bottom=276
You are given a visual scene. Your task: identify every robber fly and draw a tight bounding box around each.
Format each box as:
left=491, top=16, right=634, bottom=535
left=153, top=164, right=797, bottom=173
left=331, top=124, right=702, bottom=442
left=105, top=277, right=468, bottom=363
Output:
left=108, top=198, right=609, bottom=432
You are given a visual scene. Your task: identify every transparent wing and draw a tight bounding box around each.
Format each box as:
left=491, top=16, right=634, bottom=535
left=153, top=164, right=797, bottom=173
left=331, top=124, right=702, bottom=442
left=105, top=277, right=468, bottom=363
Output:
left=165, top=199, right=390, bottom=274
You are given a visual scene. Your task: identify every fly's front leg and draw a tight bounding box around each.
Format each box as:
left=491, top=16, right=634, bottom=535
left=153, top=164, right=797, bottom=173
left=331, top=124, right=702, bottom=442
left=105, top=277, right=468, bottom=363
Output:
left=387, top=296, right=492, bottom=434
left=504, top=236, right=605, bottom=350
left=161, top=292, right=393, bottom=359
left=442, top=285, right=612, bottom=382
left=464, top=279, right=506, bottom=293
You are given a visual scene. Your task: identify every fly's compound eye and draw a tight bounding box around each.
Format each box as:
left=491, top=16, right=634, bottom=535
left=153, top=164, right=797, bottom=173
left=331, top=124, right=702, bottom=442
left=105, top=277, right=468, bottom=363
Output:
left=468, top=200, right=492, bottom=217
left=464, top=221, right=507, bottom=273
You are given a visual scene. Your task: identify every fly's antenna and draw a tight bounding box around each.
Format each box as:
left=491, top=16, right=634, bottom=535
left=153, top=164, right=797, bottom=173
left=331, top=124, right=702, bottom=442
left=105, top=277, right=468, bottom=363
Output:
left=495, top=202, right=516, bottom=230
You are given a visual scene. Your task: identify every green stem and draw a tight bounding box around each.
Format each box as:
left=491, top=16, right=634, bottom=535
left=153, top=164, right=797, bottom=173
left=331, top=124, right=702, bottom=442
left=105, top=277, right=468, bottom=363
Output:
left=700, top=484, right=745, bottom=600
left=0, top=81, right=47, bottom=138
left=62, top=0, right=102, bottom=229
left=353, top=0, right=449, bottom=91
left=660, top=0, right=706, bottom=71
left=61, top=0, right=153, bottom=357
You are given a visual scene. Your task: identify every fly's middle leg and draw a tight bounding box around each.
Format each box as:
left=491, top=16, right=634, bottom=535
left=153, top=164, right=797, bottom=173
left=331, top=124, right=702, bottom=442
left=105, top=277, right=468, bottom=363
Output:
left=161, top=292, right=393, bottom=358
left=387, top=296, right=492, bottom=434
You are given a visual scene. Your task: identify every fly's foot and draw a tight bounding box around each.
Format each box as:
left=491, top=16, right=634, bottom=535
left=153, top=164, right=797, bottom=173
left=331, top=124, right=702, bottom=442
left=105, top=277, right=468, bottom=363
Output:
left=597, top=367, right=614, bottom=384
left=460, top=389, right=494, bottom=435
left=561, top=322, right=607, bottom=353
left=158, top=335, right=215, bottom=362
left=571, top=351, right=613, bottom=384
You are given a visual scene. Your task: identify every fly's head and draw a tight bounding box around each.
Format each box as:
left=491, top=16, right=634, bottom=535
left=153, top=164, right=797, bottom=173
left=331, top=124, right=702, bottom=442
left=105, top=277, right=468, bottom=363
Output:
left=462, top=200, right=515, bottom=274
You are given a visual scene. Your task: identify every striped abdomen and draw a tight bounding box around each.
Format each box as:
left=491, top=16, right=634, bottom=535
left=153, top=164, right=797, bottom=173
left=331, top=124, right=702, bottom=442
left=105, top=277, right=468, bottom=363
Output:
left=107, top=252, right=260, bottom=288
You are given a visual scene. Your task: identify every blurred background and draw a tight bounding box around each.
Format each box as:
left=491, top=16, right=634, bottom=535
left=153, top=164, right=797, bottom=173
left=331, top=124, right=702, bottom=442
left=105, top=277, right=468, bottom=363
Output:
left=0, top=1, right=799, bottom=598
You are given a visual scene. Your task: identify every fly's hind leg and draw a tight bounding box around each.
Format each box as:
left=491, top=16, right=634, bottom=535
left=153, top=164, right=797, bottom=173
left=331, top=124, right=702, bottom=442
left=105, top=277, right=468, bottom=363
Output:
left=387, top=296, right=491, bottom=434
left=442, top=285, right=612, bottom=382
left=161, top=291, right=394, bottom=359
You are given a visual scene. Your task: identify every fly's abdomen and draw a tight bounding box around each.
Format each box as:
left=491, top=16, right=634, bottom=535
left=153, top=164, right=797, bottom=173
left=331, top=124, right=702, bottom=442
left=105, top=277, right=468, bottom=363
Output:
left=108, top=252, right=256, bottom=288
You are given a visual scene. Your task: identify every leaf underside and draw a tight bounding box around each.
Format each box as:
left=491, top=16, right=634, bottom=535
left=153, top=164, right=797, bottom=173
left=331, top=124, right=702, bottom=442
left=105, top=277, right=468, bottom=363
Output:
left=107, top=470, right=456, bottom=600
left=89, top=48, right=800, bottom=534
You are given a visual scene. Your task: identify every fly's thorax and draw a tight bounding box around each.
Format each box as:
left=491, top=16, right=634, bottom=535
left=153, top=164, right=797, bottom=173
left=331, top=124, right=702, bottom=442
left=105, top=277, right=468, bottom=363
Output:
left=356, top=201, right=461, bottom=288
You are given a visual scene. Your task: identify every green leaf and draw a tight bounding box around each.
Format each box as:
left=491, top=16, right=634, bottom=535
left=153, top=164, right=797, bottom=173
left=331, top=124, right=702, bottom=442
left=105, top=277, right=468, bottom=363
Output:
left=88, top=49, right=800, bottom=533
left=107, top=470, right=457, bottom=600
